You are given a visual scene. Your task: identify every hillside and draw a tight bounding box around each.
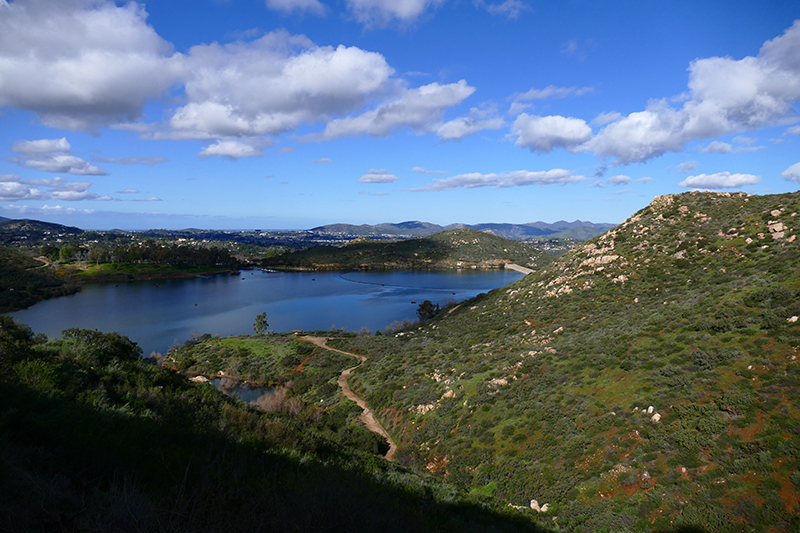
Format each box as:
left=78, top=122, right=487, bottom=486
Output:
left=0, top=218, right=83, bottom=244
left=262, top=228, right=551, bottom=271
left=329, top=191, right=800, bottom=532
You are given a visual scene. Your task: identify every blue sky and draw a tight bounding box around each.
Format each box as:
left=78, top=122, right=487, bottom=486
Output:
left=1, top=0, right=799, bottom=230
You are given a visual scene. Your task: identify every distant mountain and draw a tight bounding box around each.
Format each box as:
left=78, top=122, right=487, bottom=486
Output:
left=309, top=220, right=616, bottom=241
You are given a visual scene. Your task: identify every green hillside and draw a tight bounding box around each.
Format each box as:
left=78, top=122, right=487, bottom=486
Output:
left=263, top=228, right=551, bottom=271
left=330, top=191, right=800, bottom=532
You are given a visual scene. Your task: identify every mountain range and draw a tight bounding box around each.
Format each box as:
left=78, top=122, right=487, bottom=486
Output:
left=309, top=220, right=616, bottom=240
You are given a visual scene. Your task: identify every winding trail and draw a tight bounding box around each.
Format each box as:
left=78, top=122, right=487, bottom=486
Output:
left=300, top=336, right=398, bottom=461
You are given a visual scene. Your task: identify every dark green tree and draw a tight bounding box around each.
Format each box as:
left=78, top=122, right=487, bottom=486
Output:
left=416, top=300, right=439, bottom=321
left=253, top=312, right=269, bottom=335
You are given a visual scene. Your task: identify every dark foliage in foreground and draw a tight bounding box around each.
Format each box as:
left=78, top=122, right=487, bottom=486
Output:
left=0, top=317, right=554, bottom=532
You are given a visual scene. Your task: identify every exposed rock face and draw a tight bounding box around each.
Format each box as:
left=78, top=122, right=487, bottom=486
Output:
left=530, top=499, right=550, bottom=513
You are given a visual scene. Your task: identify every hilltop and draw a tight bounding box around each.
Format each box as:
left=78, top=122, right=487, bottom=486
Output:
left=330, top=191, right=800, bottom=531
left=262, top=228, right=552, bottom=271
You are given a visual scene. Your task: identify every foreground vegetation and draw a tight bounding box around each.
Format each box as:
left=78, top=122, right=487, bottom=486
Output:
left=0, top=319, right=554, bottom=532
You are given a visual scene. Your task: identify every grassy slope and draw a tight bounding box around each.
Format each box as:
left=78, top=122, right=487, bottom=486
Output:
left=263, top=228, right=551, bottom=270
left=332, top=191, right=800, bottom=532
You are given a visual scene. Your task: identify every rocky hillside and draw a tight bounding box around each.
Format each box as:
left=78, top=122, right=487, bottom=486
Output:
left=333, top=191, right=800, bottom=532
left=263, top=228, right=552, bottom=271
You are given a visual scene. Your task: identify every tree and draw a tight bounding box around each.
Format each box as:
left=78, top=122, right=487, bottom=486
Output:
left=253, top=312, right=269, bottom=335
left=416, top=300, right=439, bottom=321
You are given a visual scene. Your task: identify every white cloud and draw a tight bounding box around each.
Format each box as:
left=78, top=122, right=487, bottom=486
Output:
left=437, top=112, right=505, bottom=141
left=473, top=0, right=528, bottom=19
left=512, top=114, right=592, bottom=153
left=132, top=197, right=163, bottom=202
left=312, top=158, right=334, bottom=163
left=117, top=189, right=141, bottom=194
left=782, top=162, right=800, bottom=184
left=163, top=31, right=393, bottom=140
left=358, top=169, right=400, bottom=183
left=514, top=85, right=593, bottom=101
left=0, top=173, right=102, bottom=201
left=606, top=174, right=632, bottom=185
left=0, top=0, right=184, bottom=130
left=11, top=138, right=71, bottom=154
left=411, top=169, right=585, bottom=191
left=678, top=172, right=760, bottom=189
left=584, top=20, right=800, bottom=164
left=591, top=112, right=621, bottom=127
left=674, top=161, right=698, bottom=174
left=10, top=138, right=108, bottom=175
left=786, top=124, right=800, bottom=135
left=411, top=166, right=448, bottom=175
left=702, top=141, right=733, bottom=154
left=95, top=156, right=168, bottom=165
left=314, top=80, right=475, bottom=140
left=265, top=0, right=326, bottom=16
left=344, top=0, right=447, bottom=26
left=0, top=181, right=47, bottom=201
left=199, top=140, right=263, bottom=159
left=21, top=155, right=108, bottom=175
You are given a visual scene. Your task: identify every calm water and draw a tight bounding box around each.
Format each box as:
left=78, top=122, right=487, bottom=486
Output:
left=7, top=269, right=523, bottom=355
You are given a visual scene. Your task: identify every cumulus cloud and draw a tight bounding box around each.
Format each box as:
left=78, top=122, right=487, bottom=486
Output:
left=265, top=0, right=326, bottom=16
left=411, top=166, right=448, bottom=175
left=199, top=140, right=263, bottom=159
left=678, top=172, right=760, bottom=189
left=162, top=31, right=393, bottom=140
left=512, top=114, right=592, bottom=152
left=0, top=0, right=183, bottom=130
left=10, top=137, right=108, bottom=175
left=410, top=169, right=585, bottom=191
left=314, top=80, right=475, bottom=140
left=782, top=162, right=800, bottom=183
left=358, top=169, right=400, bottom=183
left=344, top=0, right=447, bottom=26
left=583, top=20, right=800, bottom=164
left=0, top=173, right=103, bottom=201
left=473, top=0, right=528, bottom=19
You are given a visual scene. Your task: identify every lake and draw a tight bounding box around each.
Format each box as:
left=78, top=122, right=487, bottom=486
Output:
left=7, top=269, right=524, bottom=356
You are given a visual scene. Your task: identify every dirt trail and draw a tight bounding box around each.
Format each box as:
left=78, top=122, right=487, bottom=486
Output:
left=300, top=336, right=398, bottom=461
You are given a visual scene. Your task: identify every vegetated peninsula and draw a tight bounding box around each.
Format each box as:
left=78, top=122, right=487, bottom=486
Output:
left=262, top=228, right=552, bottom=271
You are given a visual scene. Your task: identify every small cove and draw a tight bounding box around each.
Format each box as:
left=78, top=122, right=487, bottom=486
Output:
left=7, top=269, right=524, bottom=355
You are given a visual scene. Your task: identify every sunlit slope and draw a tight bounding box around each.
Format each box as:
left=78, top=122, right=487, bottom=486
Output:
left=263, top=228, right=551, bottom=270
left=334, top=191, right=800, bottom=532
